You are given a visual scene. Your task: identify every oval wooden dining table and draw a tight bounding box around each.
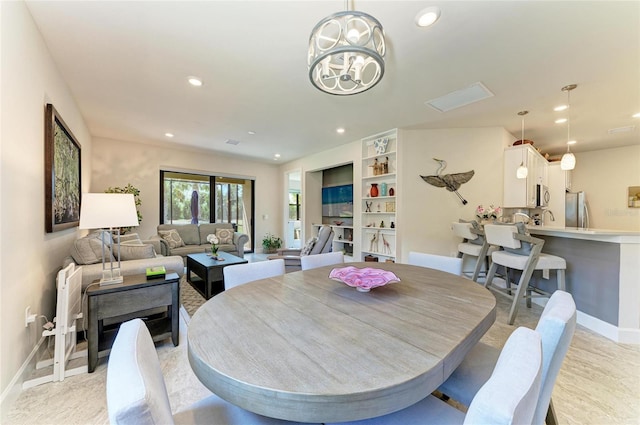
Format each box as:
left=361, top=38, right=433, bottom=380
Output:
left=187, top=262, right=496, bottom=423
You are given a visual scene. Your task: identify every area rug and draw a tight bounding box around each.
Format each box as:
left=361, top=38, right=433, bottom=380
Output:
left=180, top=275, right=206, bottom=320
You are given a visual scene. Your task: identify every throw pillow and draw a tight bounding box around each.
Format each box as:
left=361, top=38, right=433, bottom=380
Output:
left=300, top=237, right=318, bottom=256
left=119, top=244, right=156, bottom=261
left=495, top=222, right=532, bottom=255
left=70, top=237, right=101, bottom=265
left=70, top=236, right=114, bottom=265
left=119, top=232, right=142, bottom=246
left=158, top=229, right=185, bottom=249
left=215, top=228, right=234, bottom=245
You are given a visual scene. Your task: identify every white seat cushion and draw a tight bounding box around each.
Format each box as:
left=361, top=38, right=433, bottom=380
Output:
left=458, top=242, right=482, bottom=256
left=458, top=243, right=498, bottom=257
left=326, top=395, right=465, bottom=425
left=438, top=342, right=500, bottom=407
left=491, top=251, right=566, bottom=271
left=173, top=394, right=313, bottom=425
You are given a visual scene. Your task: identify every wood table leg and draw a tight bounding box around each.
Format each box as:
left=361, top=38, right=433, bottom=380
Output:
left=87, top=296, right=98, bottom=373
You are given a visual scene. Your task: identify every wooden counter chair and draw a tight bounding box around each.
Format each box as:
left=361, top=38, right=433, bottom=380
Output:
left=483, top=224, right=567, bottom=325
left=451, top=221, right=496, bottom=281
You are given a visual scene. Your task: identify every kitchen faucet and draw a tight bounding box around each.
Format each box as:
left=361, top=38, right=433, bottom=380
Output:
left=513, top=212, right=531, bottom=224
left=542, top=209, right=555, bottom=226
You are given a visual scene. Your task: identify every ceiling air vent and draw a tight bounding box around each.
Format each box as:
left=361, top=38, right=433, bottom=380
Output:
left=607, top=126, right=635, bottom=135
left=225, top=139, right=240, bottom=145
left=425, top=82, right=494, bottom=112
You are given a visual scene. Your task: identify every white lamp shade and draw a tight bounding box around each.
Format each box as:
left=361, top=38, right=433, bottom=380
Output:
left=516, top=164, right=529, bottom=179
left=560, top=152, right=576, bottom=170
left=79, top=193, right=139, bottom=229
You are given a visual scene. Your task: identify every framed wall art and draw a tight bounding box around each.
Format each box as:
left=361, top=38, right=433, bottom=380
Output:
left=45, top=103, right=82, bottom=233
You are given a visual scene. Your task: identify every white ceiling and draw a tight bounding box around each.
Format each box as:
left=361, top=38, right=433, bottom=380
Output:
left=25, top=1, right=640, bottom=164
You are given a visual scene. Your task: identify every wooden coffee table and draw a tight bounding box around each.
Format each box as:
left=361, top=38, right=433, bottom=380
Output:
left=186, top=252, right=248, bottom=299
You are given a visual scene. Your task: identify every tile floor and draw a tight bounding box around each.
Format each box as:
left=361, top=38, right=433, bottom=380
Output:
left=6, top=277, right=640, bottom=425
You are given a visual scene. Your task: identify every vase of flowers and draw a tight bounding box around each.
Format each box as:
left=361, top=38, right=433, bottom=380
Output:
left=206, top=234, right=219, bottom=257
left=476, top=204, right=501, bottom=224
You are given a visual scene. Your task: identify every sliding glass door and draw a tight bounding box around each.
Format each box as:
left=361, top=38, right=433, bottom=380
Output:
left=160, top=171, right=254, bottom=252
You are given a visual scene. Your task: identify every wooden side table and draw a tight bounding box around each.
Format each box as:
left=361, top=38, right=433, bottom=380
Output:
left=86, top=272, right=180, bottom=372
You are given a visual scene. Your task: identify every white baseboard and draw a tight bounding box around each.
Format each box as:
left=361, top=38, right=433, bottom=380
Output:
left=532, top=298, right=639, bottom=344
left=0, top=335, right=47, bottom=422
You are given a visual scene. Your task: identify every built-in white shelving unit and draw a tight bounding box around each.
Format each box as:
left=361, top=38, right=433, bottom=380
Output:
left=361, top=129, right=398, bottom=262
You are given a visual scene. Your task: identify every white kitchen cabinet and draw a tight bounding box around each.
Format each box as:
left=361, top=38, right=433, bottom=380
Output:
left=503, top=144, right=548, bottom=208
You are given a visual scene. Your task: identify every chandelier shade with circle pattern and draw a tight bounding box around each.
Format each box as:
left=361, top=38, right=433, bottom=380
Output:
left=308, top=10, right=386, bottom=95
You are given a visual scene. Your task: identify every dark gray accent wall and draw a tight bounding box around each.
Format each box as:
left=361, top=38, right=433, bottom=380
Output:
left=530, top=236, right=620, bottom=325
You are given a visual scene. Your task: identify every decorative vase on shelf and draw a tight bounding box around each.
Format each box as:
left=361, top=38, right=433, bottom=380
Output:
left=370, top=183, right=379, bottom=197
left=380, top=182, right=387, bottom=196
left=388, top=187, right=395, bottom=196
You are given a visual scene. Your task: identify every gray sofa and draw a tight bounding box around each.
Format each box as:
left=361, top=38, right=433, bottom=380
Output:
left=150, top=223, right=249, bottom=261
left=63, top=231, right=184, bottom=289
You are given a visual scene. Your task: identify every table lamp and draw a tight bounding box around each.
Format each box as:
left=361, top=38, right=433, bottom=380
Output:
left=79, top=193, right=139, bottom=285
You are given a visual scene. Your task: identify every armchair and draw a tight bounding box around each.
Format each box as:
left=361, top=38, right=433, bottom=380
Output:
left=269, top=225, right=334, bottom=272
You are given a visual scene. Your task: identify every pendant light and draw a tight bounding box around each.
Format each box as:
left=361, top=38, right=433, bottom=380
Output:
left=516, top=110, right=529, bottom=179
left=308, top=0, right=386, bottom=95
left=560, top=84, right=577, bottom=171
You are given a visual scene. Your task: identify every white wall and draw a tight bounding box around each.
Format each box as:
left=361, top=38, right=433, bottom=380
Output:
left=0, top=1, right=92, bottom=409
left=281, top=127, right=513, bottom=262
left=282, top=141, right=361, bottom=244
left=90, top=137, right=282, bottom=250
left=571, top=145, right=640, bottom=230
left=398, top=128, right=512, bottom=261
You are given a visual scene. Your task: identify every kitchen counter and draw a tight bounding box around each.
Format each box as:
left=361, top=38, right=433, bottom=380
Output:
left=522, top=225, right=639, bottom=344
left=527, top=226, right=640, bottom=243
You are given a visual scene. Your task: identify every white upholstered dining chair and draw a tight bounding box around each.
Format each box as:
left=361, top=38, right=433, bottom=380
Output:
left=223, top=259, right=285, bottom=290
left=439, top=290, right=576, bottom=425
left=300, top=251, right=344, bottom=271
left=106, top=319, right=316, bottom=425
left=408, top=251, right=463, bottom=276
left=483, top=223, right=567, bottom=324
left=327, top=326, right=542, bottom=425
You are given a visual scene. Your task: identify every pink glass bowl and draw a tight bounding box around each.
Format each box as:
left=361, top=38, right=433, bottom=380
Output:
left=329, top=266, right=400, bottom=292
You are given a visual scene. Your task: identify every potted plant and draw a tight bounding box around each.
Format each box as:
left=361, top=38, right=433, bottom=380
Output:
left=262, top=233, right=282, bottom=254
left=105, top=184, right=142, bottom=234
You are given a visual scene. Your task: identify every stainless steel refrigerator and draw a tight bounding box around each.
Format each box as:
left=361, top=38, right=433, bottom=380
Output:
left=565, top=191, right=589, bottom=228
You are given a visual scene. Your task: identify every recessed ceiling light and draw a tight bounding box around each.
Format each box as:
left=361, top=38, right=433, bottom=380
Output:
left=415, top=7, right=441, bottom=27
left=555, top=118, right=567, bottom=124
left=165, top=133, right=174, bottom=138
left=274, top=154, right=281, bottom=159
left=554, top=105, right=568, bottom=112
left=633, top=112, right=640, bottom=118
left=248, top=131, right=256, bottom=135
left=336, top=128, right=345, bottom=134
left=567, top=140, right=577, bottom=145
left=188, top=76, right=203, bottom=87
